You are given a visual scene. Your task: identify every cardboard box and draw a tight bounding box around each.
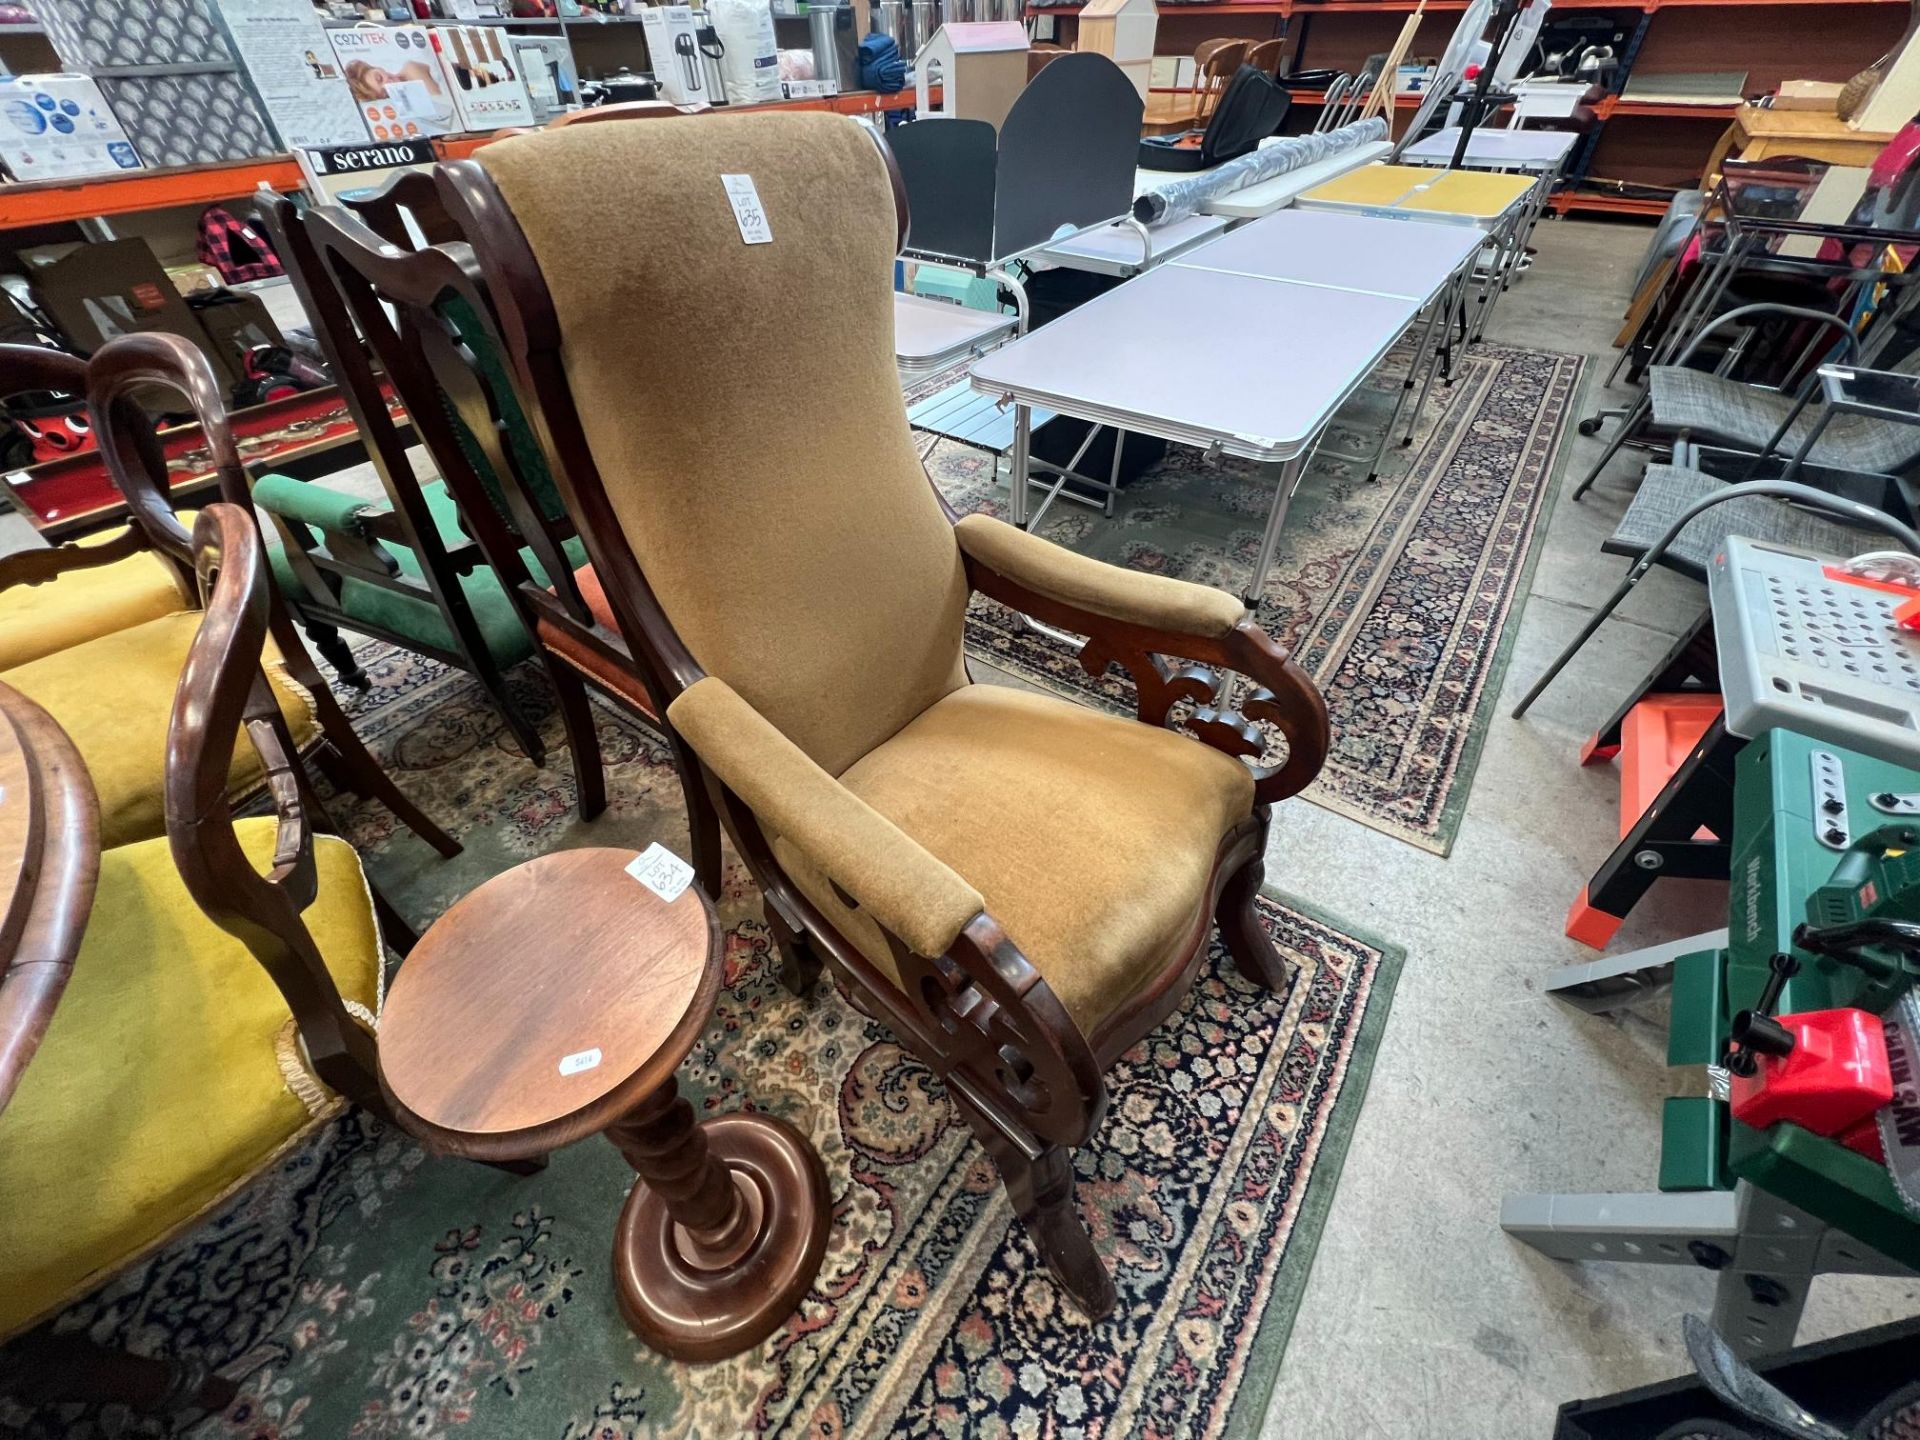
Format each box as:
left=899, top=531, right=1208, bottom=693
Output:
left=327, top=23, right=459, bottom=139
left=0, top=74, right=143, bottom=182
left=639, top=6, right=710, bottom=106
left=192, top=292, right=286, bottom=383
left=433, top=24, right=539, bottom=130
left=1774, top=79, right=1843, bottom=113
left=28, top=239, right=248, bottom=393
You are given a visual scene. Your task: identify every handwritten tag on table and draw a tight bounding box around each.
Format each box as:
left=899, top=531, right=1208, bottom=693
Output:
left=626, top=842, right=694, bottom=903
left=721, top=174, right=772, bottom=245
left=558, top=1047, right=602, bottom=1077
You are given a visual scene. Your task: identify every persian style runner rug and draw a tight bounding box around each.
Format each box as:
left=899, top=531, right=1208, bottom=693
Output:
left=16, top=651, right=1400, bottom=1440
left=935, top=341, right=1584, bottom=855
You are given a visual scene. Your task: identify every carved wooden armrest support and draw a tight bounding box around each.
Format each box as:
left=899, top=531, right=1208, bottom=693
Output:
left=963, top=548, right=1330, bottom=805
left=888, top=913, right=1105, bottom=1150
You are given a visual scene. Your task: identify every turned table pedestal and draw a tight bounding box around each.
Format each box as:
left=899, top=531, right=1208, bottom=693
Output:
left=377, top=848, right=828, bottom=1361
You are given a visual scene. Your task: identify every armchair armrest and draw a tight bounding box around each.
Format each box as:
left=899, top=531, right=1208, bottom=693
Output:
left=668, top=675, right=1106, bottom=1147
left=667, top=676, right=984, bottom=960
left=1674, top=303, right=1858, bottom=380
left=956, top=515, right=1329, bottom=804
left=252, top=472, right=402, bottom=585
left=954, top=513, right=1246, bottom=641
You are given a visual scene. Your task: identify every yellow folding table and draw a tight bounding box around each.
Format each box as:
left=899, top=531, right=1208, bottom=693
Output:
left=1296, top=164, right=1536, bottom=340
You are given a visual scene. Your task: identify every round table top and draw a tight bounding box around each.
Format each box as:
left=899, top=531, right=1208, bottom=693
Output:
left=378, top=848, right=721, bottom=1151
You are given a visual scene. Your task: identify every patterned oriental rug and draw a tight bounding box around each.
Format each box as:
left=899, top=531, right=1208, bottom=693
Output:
left=933, top=341, right=1585, bottom=856
left=13, top=650, right=1401, bottom=1440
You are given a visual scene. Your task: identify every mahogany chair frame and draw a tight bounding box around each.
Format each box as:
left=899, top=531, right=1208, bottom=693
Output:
left=291, top=171, right=721, bottom=896
left=0, top=504, right=389, bottom=1416
left=0, top=337, right=460, bottom=869
left=1194, top=38, right=1252, bottom=120
left=433, top=135, right=1330, bottom=1317
left=253, top=193, right=551, bottom=763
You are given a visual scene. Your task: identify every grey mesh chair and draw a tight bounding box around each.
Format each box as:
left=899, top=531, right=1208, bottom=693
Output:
left=1572, top=303, right=1866, bottom=501
left=1511, top=475, right=1920, bottom=718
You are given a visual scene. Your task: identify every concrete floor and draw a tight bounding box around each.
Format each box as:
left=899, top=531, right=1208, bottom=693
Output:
left=1223, top=218, right=1920, bottom=1436
left=10, top=218, right=1914, bottom=1432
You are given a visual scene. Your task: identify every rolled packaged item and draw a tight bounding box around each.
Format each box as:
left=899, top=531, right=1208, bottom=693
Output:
left=1132, top=118, right=1389, bottom=225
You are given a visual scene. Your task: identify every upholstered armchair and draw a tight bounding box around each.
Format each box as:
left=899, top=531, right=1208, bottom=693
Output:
left=440, top=112, right=1329, bottom=1317
left=0, top=505, right=392, bottom=1407
left=0, top=336, right=456, bottom=858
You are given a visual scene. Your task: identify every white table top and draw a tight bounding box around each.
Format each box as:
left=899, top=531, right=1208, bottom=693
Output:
left=893, top=291, right=1017, bottom=370
left=1202, top=140, right=1397, bottom=219
left=970, top=264, right=1420, bottom=463
left=1032, top=212, right=1234, bottom=277
left=1171, top=207, right=1485, bottom=303
left=1400, top=127, right=1580, bottom=171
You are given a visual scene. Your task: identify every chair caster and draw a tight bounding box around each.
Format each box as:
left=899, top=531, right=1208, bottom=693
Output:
left=1577, top=416, right=1603, bottom=437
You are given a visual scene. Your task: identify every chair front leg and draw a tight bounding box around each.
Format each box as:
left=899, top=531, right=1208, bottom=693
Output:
left=1214, top=807, right=1288, bottom=991
left=949, top=1090, right=1116, bottom=1320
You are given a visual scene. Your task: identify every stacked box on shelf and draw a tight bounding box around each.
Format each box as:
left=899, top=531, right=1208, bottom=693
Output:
left=32, top=0, right=278, bottom=168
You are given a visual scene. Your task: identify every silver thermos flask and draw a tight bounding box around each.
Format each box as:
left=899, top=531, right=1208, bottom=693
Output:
left=808, top=3, right=841, bottom=89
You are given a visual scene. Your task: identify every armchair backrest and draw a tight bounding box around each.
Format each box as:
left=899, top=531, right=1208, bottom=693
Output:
left=0, top=344, right=196, bottom=602
left=456, top=113, right=970, bottom=776
left=164, top=502, right=380, bottom=1105
left=292, top=192, right=592, bottom=628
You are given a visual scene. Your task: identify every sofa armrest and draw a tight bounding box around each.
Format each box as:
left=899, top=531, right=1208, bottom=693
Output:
left=667, top=676, right=984, bottom=960
left=955, top=513, right=1245, bottom=640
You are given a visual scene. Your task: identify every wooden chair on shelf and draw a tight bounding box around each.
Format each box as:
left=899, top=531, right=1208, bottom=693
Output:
left=1246, top=37, right=1286, bottom=79
left=290, top=171, right=721, bottom=897
left=0, top=503, right=407, bottom=1414
left=437, top=111, right=1330, bottom=1317
left=252, top=194, right=557, bottom=763
left=0, top=336, right=457, bottom=859
left=1194, top=37, right=1252, bottom=120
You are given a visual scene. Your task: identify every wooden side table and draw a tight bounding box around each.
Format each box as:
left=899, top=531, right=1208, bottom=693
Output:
left=1704, top=107, right=1898, bottom=180
left=377, top=848, right=829, bottom=1362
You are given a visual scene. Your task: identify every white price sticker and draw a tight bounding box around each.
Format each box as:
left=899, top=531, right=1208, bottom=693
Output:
left=626, top=842, right=695, bottom=903
left=721, top=173, right=773, bottom=245
left=558, top=1047, right=602, bottom=1076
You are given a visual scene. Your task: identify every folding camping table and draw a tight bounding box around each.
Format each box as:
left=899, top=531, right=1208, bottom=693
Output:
left=1295, top=164, right=1536, bottom=341
left=969, top=208, right=1483, bottom=604
left=1027, top=212, right=1235, bottom=279
left=893, top=292, right=1019, bottom=386
left=1399, top=126, right=1577, bottom=273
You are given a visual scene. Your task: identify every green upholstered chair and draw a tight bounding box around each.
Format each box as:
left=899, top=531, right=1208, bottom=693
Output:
left=254, top=194, right=573, bottom=764
left=286, top=173, right=722, bottom=898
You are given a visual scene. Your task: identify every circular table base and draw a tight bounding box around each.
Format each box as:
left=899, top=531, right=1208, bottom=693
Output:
left=613, top=1112, right=829, bottom=1362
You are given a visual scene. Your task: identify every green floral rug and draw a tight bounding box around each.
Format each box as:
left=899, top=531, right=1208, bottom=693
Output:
left=932, top=340, right=1584, bottom=855
left=11, top=650, right=1401, bottom=1440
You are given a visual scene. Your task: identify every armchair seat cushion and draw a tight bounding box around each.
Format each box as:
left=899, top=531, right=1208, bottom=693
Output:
left=0, top=820, right=380, bottom=1338
left=265, top=476, right=587, bottom=667
left=0, top=544, right=186, bottom=672
left=775, top=683, right=1255, bottom=1032
left=1, top=611, right=319, bottom=849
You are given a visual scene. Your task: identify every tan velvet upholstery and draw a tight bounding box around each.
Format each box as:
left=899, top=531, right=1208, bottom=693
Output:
left=755, top=684, right=1252, bottom=1031
left=955, top=514, right=1247, bottom=640
left=479, top=115, right=969, bottom=778
left=668, top=676, right=984, bottom=960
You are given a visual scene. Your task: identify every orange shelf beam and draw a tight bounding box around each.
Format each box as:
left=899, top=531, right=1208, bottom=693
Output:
left=1550, top=190, right=1671, bottom=216
left=0, top=155, right=305, bottom=230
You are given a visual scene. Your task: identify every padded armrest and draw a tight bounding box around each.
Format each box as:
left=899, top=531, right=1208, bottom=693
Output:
left=252, top=473, right=381, bottom=537
left=667, top=676, right=985, bottom=959
left=955, top=513, right=1245, bottom=640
